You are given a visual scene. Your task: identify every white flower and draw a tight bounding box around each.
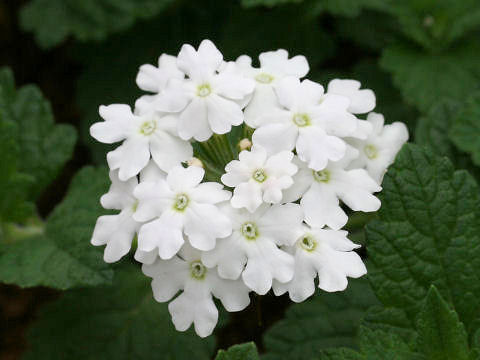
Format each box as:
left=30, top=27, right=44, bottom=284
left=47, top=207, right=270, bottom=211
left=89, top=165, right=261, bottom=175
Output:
left=236, top=49, right=309, bottom=128
left=252, top=76, right=358, bottom=170
left=221, top=145, right=297, bottom=212
left=135, top=54, right=184, bottom=114
left=327, top=79, right=376, bottom=114
left=143, top=244, right=250, bottom=338
left=202, top=203, right=303, bottom=295
left=347, top=112, right=409, bottom=184
left=273, top=225, right=367, bottom=302
left=133, top=165, right=232, bottom=259
left=153, top=39, right=255, bottom=141
left=90, top=105, right=192, bottom=180
left=91, top=170, right=141, bottom=263
left=283, top=153, right=381, bottom=230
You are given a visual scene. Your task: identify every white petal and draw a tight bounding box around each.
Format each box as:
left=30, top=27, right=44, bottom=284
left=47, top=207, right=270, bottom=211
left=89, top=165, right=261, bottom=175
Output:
left=100, top=170, right=137, bottom=210
left=274, top=76, right=301, bottom=110
left=230, top=181, right=263, bottom=213
left=177, top=39, right=222, bottom=79
left=139, top=160, right=167, bottom=183
left=178, top=98, right=212, bottom=141
left=301, top=183, right=348, bottom=230
left=284, top=250, right=317, bottom=302
left=91, top=104, right=135, bottom=143
left=257, top=203, right=304, bottom=246
left=281, top=159, right=313, bottom=203
left=259, top=49, right=309, bottom=78
left=91, top=210, right=138, bottom=263
left=221, top=159, right=251, bottom=187
left=136, top=54, right=183, bottom=93
left=296, top=127, right=346, bottom=171
left=137, top=212, right=185, bottom=259
left=142, top=256, right=188, bottom=302
left=327, top=79, right=375, bottom=114
left=243, top=85, right=279, bottom=128
left=190, top=182, right=231, bottom=204
left=134, top=248, right=158, bottom=264
left=166, top=165, right=204, bottom=192
left=333, top=169, right=381, bottom=212
left=201, top=234, right=246, bottom=280
left=133, top=179, right=172, bottom=222
left=106, top=136, right=150, bottom=181
left=150, top=131, right=193, bottom=172
left=206, top=94, right=244, bottom=134
left=263, top=150, right=297, bottom=177
left=184, top=203, right=232, bottom=251
left=213, top=64, right=255, bottom=100
left=210, top=275, right=251, bottom=312
left=252, top=123, right=298, bottom=156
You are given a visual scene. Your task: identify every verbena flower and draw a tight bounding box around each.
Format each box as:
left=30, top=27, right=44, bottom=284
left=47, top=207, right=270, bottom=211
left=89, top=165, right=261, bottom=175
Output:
left=90, top=105, right=192, bottom=180
left=202, top=203, right=303, bottom=295
left=221, top=145, right=297, bottom=212
left=143, top=244, right=250, bottom=337
left=273, top=225, right=367, bottom=302
left=133, top=165, right=232, bottom=259
left=152, top=39, right=255, bottom=141
left=252, top=76, right=357, bottom=170
left=347, top=112, right=409, bottom=183
left=283, top=151, right=381, bottom=230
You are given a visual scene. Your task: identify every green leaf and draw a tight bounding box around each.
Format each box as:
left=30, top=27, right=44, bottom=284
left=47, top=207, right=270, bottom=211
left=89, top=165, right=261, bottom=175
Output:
left=310, top=0, right=387, bottom=18
left=317, top=348, right=364, bottom=360
left=357, top=327, right=418, bottom=360
left=362, top=306, right=417, bottom=344
left=215, top=342, right=259, bottom=360
left=450, top=92, right=480, bottom=166
left=0, top=167, right=113, bottom=289
left=241, top=0, right=303, bottom=7
left=366, top=144, right=480, bottom=334
left=384, top=0, right=480, bottom=50
left=0, top=67, right=77, bottom=200
left=23, top=264, right=215, bottom=359
left=415, top=99, right=460, bottom=160
left=416, top=286, right=470, bottom=360
left=380, top=42, right=480, bottom=112
left=0, top=117, right=34, bottom=223
left=263, top=279, right=378, bottom=360
left=20, top=0, right=176, bottom=48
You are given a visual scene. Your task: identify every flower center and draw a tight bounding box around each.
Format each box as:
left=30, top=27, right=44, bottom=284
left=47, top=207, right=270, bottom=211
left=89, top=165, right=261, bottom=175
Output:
left=173, top=193, right=189, bottom=212
left=299, top=234, right=317, bottom=252
left=241, top=222, right=259, bottom=240
left=364, top=144, right=378, bottom=159
left=197, top=83, right=212, bottom=97
left=254, top=73, right=274, bottom=84
left=252, top=169, right=267, bottom=183
left=189, top=260, right=207, bottom=280
left=313, top=169, right=330, bottom=183
left=292, top=113, right=311, bottom=127
left=139, top=119, right=156, bottom=136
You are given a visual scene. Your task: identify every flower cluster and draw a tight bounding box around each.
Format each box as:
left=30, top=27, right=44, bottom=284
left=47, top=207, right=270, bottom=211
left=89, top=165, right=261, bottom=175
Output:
left=90, top=39, right=408, bottom=337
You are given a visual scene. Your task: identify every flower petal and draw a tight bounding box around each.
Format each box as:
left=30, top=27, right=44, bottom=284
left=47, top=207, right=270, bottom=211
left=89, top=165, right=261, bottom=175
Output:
left=206, top=94, right=244, bottom=134
left=91, top=104, right=136, bottom=144
left=178, top=98, right=212, bottom=141
left=106, top=136, right=150, bottom=181
left=166, top=165, right=204, bottom=192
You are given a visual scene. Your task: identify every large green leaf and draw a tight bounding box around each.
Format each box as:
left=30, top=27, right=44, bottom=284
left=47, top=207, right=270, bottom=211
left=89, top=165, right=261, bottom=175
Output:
left=241, top=0, right=302, bottom=7
left=0, top=167, right=113, bottom=289
left=416, top=286, right=470, bottom=360
left=366, top=144, right=480, bottom=334
left=20, top=0, right=176, bottom=48
left=23, top=264, right=215, bottom=359
left=215, top=342, right=259, bottom=360
left=262, top=279, right=378, bottom=360
left=0, top=67, right=76, bottom=200
left=380, top=42, right=480, bottom=112
left=450, top=92, right=480, bottom=166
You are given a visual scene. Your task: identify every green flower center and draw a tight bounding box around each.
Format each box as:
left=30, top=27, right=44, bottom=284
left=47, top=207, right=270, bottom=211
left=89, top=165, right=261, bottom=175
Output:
left=173, top=193, right=189, bottom=212
left=252, top=169, right=267, bottom=183
left=190, top=260, right=207, bottom=280
left=197, top=83, right=212, bottom=97
left=364, top=144, right=378, bottom=159
left=299, top=234, right=317, bottom=252
left=254, top=73, right=274, bottom=84
left=241, top=222, right=259, bottom=240
left=139, top=119, right=156, bottom=135
left=292, top=113, right=311, bottom=127
left=313, top=169, right=330, bottom=183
